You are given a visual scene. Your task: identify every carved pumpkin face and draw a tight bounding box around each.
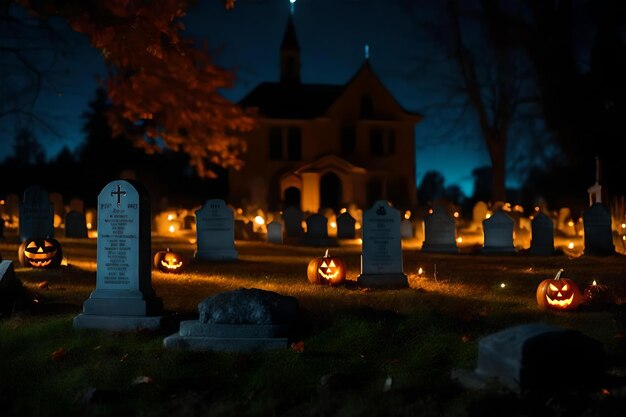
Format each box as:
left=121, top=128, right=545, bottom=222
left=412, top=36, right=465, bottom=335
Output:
left=307, top=249, right=346, bottom=287
left=536, top=269, right=581, bottom=311
left=153, top=248, right=186, bottom=273
left=18, top=238, right=63, bottom=269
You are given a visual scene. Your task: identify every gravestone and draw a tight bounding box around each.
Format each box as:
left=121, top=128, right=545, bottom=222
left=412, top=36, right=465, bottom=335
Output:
left=0, top=261, right=25, bottom=317
left=74, top=180, right=163, bottom=330
left=183, top=215, right=195, bottom=230
left=19, top=186, right=54, bottom=242
left=475, top=323, right=603, bottom=393
left=65, top=210, right=88, bottom=238
left=336, top=212, right=356, bottom=239
left=266, top=221, right=283, bottom=244
left=234, top=219, right=254, bottom=240
left=400, top=219, right=413, bottom=239
left=300, top=214, right=336, bottom=246
left=421, top=207, right=458, bottom=253
left=69, top=198, right=84, bottom=213
left=282, top=206, right=303, bottom=238
left=49, top=192, right=64, bottom=218
left=164, top=288, right=298, bottom=351
left=195, top=199, right=238, bottom=261
left=357, top=201, right=408, bottom=289
left=6, top=194, right=20, bottom=220
left=583, top=203, right=615, bottom=256
left=472, top=201, right=488, bottom=227
left=482, top=211, right=516, bottom=254
left=529, top=212, right=554, bottom=256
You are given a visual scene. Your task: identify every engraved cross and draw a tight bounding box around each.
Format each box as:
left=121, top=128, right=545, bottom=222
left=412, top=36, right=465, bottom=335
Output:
left=111, top=184, right=126, bottom=207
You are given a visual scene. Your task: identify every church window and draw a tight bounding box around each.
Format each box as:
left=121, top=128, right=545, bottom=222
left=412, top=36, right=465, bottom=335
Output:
left=369, top=127, right=396, bottom=156
left=269, top=127, right=282, bottom=160
left=341, top=127, right=356, bottom=156
left=268, top=126, right=302, bottom=161
left=287, top=127, right=302, bottom=161
left=360, top=94, right=373, bottom=119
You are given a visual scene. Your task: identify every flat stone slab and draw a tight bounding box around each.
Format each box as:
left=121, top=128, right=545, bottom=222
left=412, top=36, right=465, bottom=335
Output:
left=163, top=334, right=289, bottom=351
left=475, top=323, right=603, bottom=392
left=164, top=320, right=291, bottom=351
left=73, top=314, right=162, bottom=331
left=357, top=273, right=408, bottom=289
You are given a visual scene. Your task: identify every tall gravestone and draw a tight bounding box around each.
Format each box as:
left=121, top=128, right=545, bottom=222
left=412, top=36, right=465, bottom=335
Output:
left=583, top=203, right=615, bottom=256
left=282, top=206, right=303, bottom=238
left=49, top=192, right=64, bottom=218
left=74, top=180, right=163, bottom=330
left=472, top=201, right=488, bottom=227
left=482, top=211, right=516, bottom=254
left=195, top=199, right=238, bottom=261
left=336, top=212, right=356, bottom=239
left=65, top=210, right=88, bottom=238
left=400, top=219, right=413, bottom=239
left=19, top=186, right=54, bottom=242
left=69, top=198, right=85, bottom=213
left=357, top=201, right=408, bottom=289
left=529, top=212, right=555, bottom=256
left=421, top=207, right=458, bottom=253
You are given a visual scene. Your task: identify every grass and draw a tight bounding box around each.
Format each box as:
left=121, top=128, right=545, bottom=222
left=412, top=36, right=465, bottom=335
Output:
left=1, top=236, right=626, bottom=416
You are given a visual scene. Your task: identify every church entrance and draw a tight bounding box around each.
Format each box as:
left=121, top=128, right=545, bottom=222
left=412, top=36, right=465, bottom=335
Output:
left=320, top=172, right=342, bottom=212
left=283, top=186, right=301, bottom=209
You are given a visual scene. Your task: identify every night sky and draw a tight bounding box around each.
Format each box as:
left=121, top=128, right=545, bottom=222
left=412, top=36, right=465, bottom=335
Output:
left=5, top=0, right=602, bottom=195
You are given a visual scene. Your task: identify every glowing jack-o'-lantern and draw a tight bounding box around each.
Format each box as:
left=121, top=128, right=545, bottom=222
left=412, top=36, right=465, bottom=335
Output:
left=153, top=248, right=186, bottom=273
left=536, top=269, right=582, bottom=311
left=18, top=238, right=63, bottom=269
left=307, top=249, right=346, bottom=287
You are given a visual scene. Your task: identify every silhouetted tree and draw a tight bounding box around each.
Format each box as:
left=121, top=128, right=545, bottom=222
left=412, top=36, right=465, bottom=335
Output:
left=418, top=171, right=446, bottom=205
left=12, top=127, right=45, bottom=166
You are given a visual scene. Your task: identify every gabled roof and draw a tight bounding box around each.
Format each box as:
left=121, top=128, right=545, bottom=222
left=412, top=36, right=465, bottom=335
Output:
left=239, top=82, right=345, bottom=119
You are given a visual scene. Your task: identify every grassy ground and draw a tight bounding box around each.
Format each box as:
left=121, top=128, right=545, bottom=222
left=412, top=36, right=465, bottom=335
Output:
left=1, top=235, right=626, bottom=417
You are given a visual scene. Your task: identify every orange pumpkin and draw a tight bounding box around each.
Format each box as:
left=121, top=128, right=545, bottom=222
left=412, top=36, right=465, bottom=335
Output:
left=18, top=238, right=63, bottom=269
left=536, top=269, right=582, bottom=311
left=153, top=248, right=186, bottom=273
left=307, top=249, right=346, bottom=287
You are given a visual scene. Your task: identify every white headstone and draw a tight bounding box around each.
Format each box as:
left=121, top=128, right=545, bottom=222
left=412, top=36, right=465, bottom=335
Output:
left=482, top=211, right=516, bottom=254
left=336, top=212, right=356, bottom=239
left=266, top=221, right=283, bottom=244
left=74, top=180, right=162, bottom=330
left=529, top=212, right=554, bottom=256
left=65, top=210, right=88, bottom=238
left=472, top=201, right=488, bottom=227
left=195, top=199, right=238, bottom=261
left=19, top=186, right=54, bottom=241
left=421, top=207, right=458, bottom=253
left=282, top=206, right=303, bottom=238
left=583, top=203, right=615, bottom=256
left=357, top=201, right=408, bottom=289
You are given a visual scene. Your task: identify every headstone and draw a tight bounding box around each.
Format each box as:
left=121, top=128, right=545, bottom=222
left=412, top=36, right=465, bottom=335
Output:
left=475, top=323, right=603, bottom=393
left=183, top=215, right=195, bottom=230
left=49, top=192, right=64, bottom=218
left=65, top=210, right=88, bottom=238
left=400, top=219, right=413, bottom=239
left=421, top=207, right=458, bottom=253
left=482, top=210, right=516, bottom=254
left=73, top=180, right=163, bottom=330
left=69, top=198, right=84, bottom=213
left=300, top=214, right=336, bottom=246
left=282, top=206, right=303, bottom=238
left=6, top=194, right=20, bottom=221
left=336, top=212, right=356, bottom=239
left=19, top=186, right=54, bottom=242
left=583, top=203, right=615, bottom=256
left=234, top=219, right=254, bottom=240
left=357, top=200, right=408, bottom=289
left=472, top=201, right=488, bottom=227
left=0, top=261, right=25, bottom=317
left=529, top=212, right=554, bottom=256
left=164, top=288, right=298, bottom=351
left=266, top=221, right=283, bottom=244
left=195, top=199, right=238, bottom=261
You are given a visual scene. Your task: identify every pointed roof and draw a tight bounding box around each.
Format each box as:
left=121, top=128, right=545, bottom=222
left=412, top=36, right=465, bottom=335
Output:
left=281, top=14, right=299, bottom=50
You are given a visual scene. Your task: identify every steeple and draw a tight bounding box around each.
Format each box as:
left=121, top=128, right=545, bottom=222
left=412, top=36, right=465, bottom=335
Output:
left=280, top=11, right=300, bottom=84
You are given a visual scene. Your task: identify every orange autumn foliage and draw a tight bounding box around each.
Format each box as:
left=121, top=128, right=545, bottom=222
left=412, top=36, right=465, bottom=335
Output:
left=20, top=0, right=256, bottom=177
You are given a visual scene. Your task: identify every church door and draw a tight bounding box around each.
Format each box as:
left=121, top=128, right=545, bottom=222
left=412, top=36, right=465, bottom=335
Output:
left=320, top=172, right=342, bottom=212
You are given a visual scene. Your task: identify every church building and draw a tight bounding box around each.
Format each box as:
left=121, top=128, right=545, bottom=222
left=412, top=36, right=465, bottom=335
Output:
left=230, top=12, right=422, bottom=213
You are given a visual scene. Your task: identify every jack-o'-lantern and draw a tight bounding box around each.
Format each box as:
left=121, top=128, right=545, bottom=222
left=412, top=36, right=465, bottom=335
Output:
left=153, top=248, right=186, bottom=273
left=583, top=281, right=614, bottom=308
left=307, top=249, right=346, bottom=287
left=18, top=238, right=63, bottom=269
left=536, top=269, right=582, bottom=311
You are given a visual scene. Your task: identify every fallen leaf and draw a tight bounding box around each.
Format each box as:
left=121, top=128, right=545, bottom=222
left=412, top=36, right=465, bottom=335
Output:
left=461, top=334, right=471, bottom=343
left=120, top=353, right=129, bottom=362
left=37, top=281, right=49, bottom=289
left=290, top=341, right=304, bottom=353
left=383, top=376, right=392, bottom=392
left=131, top=376, right=154, bottom=385
left=51, top=348, right=67, bottom=361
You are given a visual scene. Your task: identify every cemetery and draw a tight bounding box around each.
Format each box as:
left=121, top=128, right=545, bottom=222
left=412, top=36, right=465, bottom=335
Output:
left=1, top=181, right=626, bottom=416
